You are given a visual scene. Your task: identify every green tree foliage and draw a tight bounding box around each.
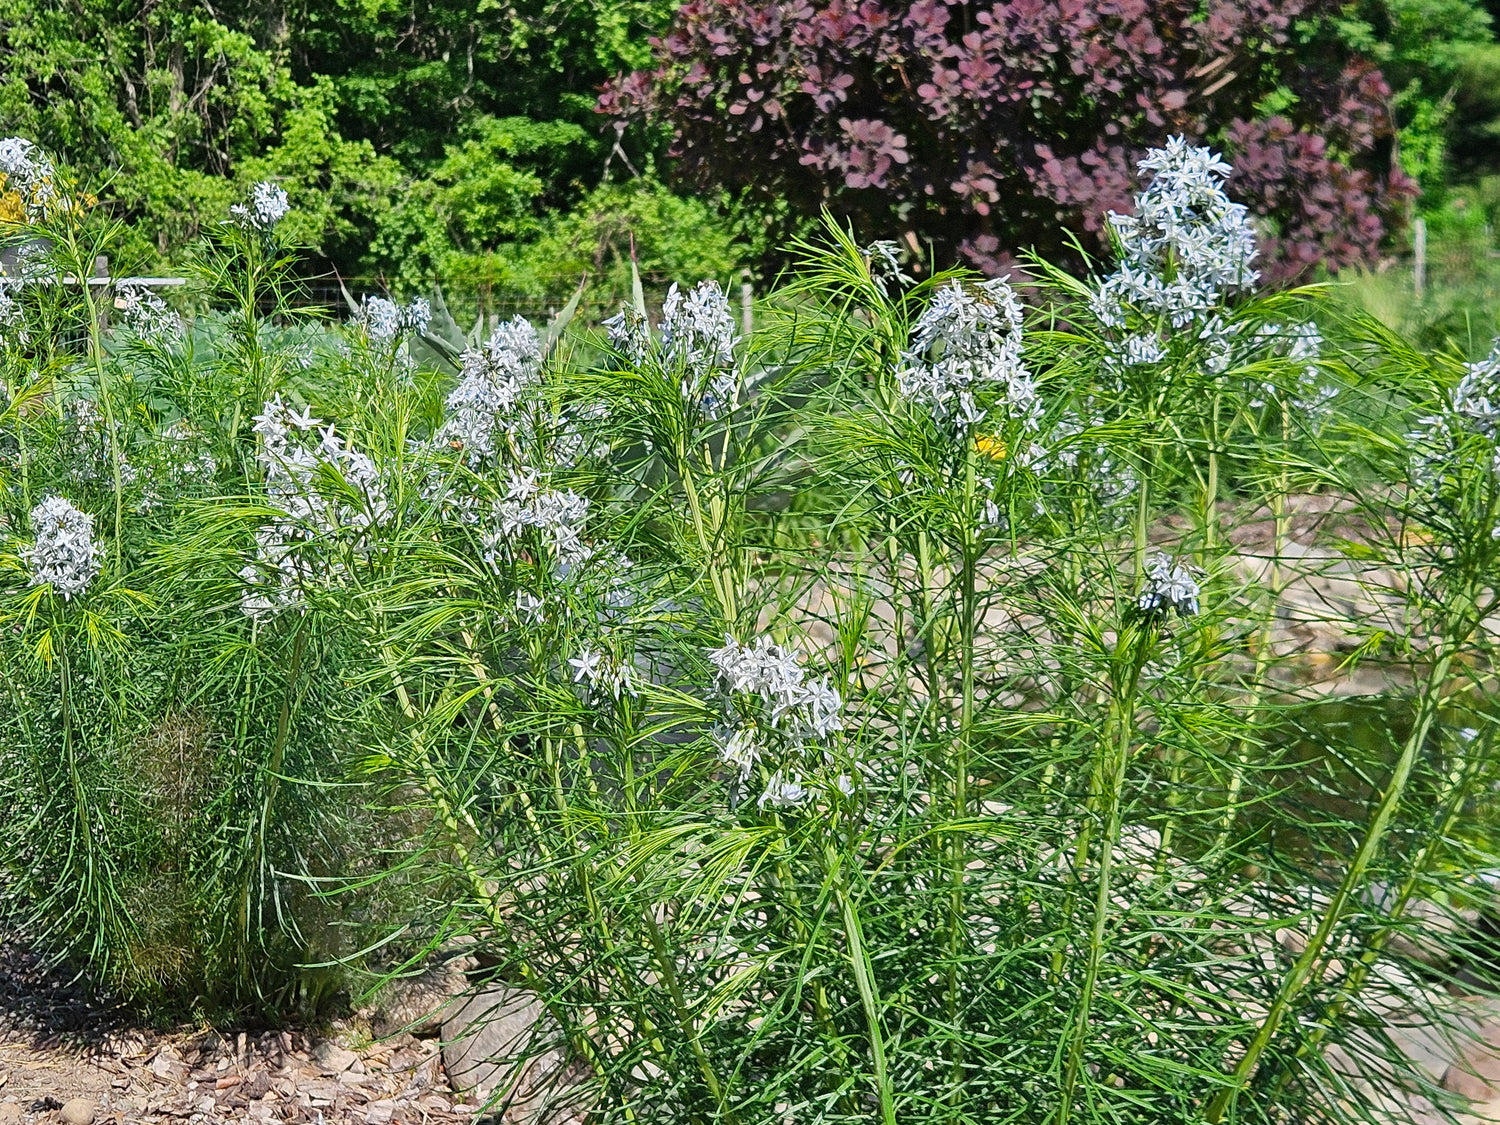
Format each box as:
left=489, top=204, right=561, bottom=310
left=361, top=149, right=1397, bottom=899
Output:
left=268, top=0, right=712, bottom=286
left=0, top=0, right=401, bottom=271
left=1448, top=18, right=1500, bottom=182
left=370, top=116, right=592, bottom=290
left=505, top=180, right=746, bottom=300
left=1337, top=0, right=1500, bottom=193
left=274, top=0, right=675, bottom=163
left=0, top=0, right=738, bottom=287
left=4, top=0, right=1498, bottom=286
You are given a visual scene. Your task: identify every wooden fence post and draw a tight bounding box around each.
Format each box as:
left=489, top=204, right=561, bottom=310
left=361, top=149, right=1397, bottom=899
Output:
left=740, top=270, right=753, bottom=337
left=1413, top=216, right=1426, bottom=300
left=93, top=254, right=110, bottom=333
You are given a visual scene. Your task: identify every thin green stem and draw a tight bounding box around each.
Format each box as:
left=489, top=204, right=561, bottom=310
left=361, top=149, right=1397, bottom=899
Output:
left=642, top=908, right=733, bottom=1122
left=1204, top=615, right=1469, bottom=1123
left=62, top=236, right=127, bottom=568
left=1056, top=630, right=1147, bottom=1125
left=1134, top=424, right=1156, bottom=582
left=946, top=440, right=979, bottom=1097
left=1209, top=468, right=1290, bottom=861
left=1202, top=391, right=1222, bottom=555
left=677, top=437, right=738, bottom=626
left=916, top=529, right=945, bottom=738
left=240, top=618, right=308, bottom=981
left=826, top=844, right=898, bottom=1125
left=1273, top=722, right=1486, bottom=1094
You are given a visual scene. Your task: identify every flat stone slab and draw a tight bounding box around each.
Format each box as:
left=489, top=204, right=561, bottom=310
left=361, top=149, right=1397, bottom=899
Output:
left=440, top=984, right=588, bottom=1123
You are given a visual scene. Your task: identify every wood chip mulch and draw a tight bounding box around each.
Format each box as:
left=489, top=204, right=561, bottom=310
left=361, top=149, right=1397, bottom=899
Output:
left=0, top=941, right=479, bottom=1124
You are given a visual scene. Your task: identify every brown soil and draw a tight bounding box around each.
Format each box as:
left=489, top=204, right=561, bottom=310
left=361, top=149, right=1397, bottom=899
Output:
left=0, top=942, right=475, bottom=1125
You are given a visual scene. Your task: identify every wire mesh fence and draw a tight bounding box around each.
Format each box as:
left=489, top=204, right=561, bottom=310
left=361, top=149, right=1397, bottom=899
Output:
left=294, top=280, right=574, bottom=327
left=295, top=274, right=759, bottom=337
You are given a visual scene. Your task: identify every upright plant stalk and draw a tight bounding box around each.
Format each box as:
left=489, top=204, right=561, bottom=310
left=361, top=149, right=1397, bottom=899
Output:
left=1153, top=390, right=1226, bottom=869
left=1056, top=626, right=1149, bottom=1125
left=1048, top=515, right=1103, bottom=984
left=624, top=399, right=744, bottom=1117
left=1210, top=403, right=1291, bottom=860
left=222, top=232, right=272, bottom=452
left=16, top=417, right=31, bottom=508
left=235, top=617, right=311, bottom=1005
left=55, top=227, right=128, bottom=566
left=676, top=433, right=739, bottom=627
left=944, top=438, right=980, bottom=1096
left=916, top=529, right=946, bottom=736
left=825, top=843, right=898, bottom=1125
left=374, top=642, right=623, bottom=1084
left=1275, top=722, right=1488, bottom=1091
left=42, top=594, right=130, bottom=972
left=1134, top=420, right=1157, bottom=583
left=551, top=723, right=667, bottom=1125
left=641, top=907, right=733, bottom=1123
left=1203, top=604, right=1471, bottom=1123
left=378, top=643, right=512, bottom=929
left=57, top=616, right=93, bottom=903
left=1268, top=456, right=1496, bottom=1082
left=1202, top=391, right=1223, bottom=554
left=86, top=297, right=125, bottom=563
left=551, top=648, right=721, bottom=1121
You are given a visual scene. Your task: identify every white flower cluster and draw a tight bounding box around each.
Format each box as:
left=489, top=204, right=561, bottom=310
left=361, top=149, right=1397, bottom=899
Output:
left=359, top=296, right=432, bottom=344
left=479, top=469, right=592, bottom=575
left=866, top=240, right=913, bottom=297
left=1105, top=332, right=1167, bottom=375
left=134, top=423, right=218, bottom=512
left=551, top=400, right=612, bottom=469
left=606, top=282, right=741, bottom=420
left=599, top=551, right=639, bottom=612
left=229, top=181, right=290, bottom=233
left=899, top=276, right=1039, bottom=433
left=23, top=496, right=102, bottom=600
left=115, top=283, right=181, bottom=341
left=437, top=317, right=544, bottom=463
left=662, top=281, right=737, bottom=408
left=488, top=541, right=628, bottom=633
left=240, top=395, right=390, bottom=618
left=417, top=468, right=482, bottom=528
left=602, top=305, right=651, bottom=366
left=1283, top=322, right=1322, bottom=383
left=1047, top=412, right=1139, bottom=521
left=514, top=588, right=545, bottom=625
left=567, top=646, right=638, bottom=702
left=1410, top=339, right=1500, bottom=534
left=1452, top=344, right=1500, bottom=439
left=980, top=491, right=1007, bottom=531
left=61, top=399, right=136, bottom=488
left=1092, top=137, right=1259, bottom=332
left=59, top=402, right=217, bottom=512
left=1137, top=553, right=1201, bottom=617
left=0, top=137, right=61, bottom=220
left=1247, top=322, right=1332, bottom=419
left=707, top=634, right=849, bottom=811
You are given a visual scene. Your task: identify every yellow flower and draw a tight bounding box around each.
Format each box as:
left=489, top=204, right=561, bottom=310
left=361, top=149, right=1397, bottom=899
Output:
left=0, top=182, right=24, bottom=225
left=0, top=169, right=88, bottom=224
left=976, top=434, right=1007, bottom=460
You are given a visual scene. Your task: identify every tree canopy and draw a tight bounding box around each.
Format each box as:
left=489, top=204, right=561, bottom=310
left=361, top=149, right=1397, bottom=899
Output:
left=2, top=0, right=1499, bottom=285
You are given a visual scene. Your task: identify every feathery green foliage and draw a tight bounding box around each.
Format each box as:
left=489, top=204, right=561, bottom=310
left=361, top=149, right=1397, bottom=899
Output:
left=2, top=144, right=1499, bottom=1125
